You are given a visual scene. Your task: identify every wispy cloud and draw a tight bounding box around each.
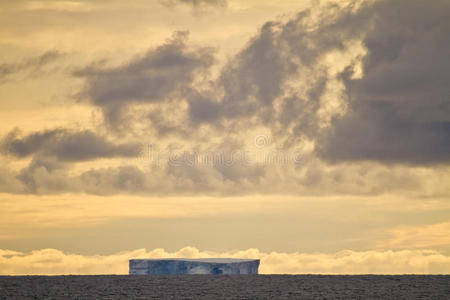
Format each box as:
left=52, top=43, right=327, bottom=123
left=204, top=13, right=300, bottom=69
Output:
left=26, top=1, right=93, bottom=12
left=0, top=51, right=63, bottom=82
left=161, top=0, right=227, bottom=9
left=380, top=222, right=450, bottom=250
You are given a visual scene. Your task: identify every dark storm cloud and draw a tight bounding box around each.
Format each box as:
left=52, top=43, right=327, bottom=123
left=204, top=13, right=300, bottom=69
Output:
left=186, top=1, right=367, bottom=136
left=3, top=0, right=450, bottom=197
left=318, top=0, right=450, bottom=164
left=75, top=31, right=214, bottom=126
left=187, top=89, right=222, bottom=124
left=187, top=0, right=450, bottom=164
left=73, top=0, right=450, bottom=166
left=0, top=128, right=140, bottom=161
left=0, top=51, right=62, bottom=81
left=318, top=101, right=450, bottom=164
left=75, top=3, right=361, bottom=134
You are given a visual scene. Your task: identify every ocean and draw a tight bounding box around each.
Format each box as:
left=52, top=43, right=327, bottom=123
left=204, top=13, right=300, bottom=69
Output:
left=0, top=275, right=448, bottom=299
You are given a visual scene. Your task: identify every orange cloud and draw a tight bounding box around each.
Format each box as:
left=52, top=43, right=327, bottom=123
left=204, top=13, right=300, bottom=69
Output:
left=1, top=247, right=449, bottom=275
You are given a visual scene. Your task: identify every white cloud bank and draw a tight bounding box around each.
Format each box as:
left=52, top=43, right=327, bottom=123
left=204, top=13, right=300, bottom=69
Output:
left=1, top=247, right=449, bottom=275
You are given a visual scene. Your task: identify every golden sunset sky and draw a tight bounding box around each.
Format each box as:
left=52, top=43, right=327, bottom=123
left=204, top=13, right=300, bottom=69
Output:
left=0, top=0, right=449, bottom=274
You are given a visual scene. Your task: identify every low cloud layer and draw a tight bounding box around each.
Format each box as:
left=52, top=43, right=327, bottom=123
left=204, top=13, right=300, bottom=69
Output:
left=1, top=246, right=449, bottom=275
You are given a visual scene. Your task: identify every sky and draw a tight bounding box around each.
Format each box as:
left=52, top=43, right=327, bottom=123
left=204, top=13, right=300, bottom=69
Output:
left=0, top=0, right=449, bottom=274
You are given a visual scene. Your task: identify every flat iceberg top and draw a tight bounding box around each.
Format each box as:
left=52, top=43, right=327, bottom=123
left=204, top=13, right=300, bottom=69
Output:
left=130, top=258, right=258, bottom=263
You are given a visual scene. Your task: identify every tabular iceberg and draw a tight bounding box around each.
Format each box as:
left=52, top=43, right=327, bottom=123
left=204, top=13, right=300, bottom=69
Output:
left=129, top=258, right=260, bottom=275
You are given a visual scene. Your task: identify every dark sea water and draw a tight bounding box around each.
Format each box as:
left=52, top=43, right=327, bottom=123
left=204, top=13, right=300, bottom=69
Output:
left=0, top=275, right=449, bottom=299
